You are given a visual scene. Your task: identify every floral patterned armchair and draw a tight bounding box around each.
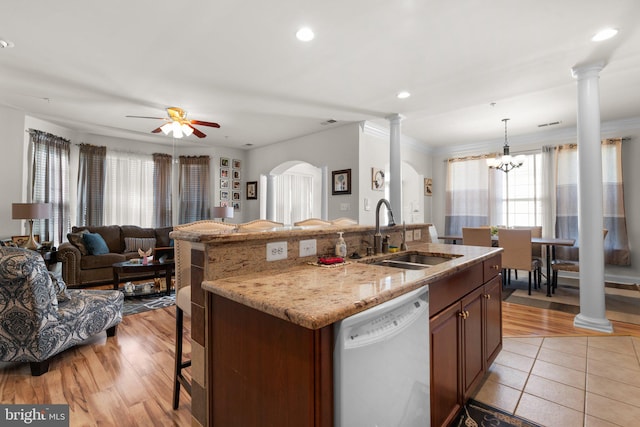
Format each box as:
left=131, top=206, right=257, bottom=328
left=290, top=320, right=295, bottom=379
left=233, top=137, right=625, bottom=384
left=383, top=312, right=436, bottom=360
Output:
left=0, top=247, right=123, bottom=375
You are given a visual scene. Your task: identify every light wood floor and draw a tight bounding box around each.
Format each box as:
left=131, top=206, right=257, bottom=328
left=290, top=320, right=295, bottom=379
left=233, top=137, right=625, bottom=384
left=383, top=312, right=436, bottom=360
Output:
left=1, top=302, right=639, bottom=426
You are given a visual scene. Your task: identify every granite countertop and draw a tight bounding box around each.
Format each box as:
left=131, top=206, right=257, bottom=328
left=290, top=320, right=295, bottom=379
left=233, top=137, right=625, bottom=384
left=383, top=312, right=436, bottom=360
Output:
left=202, top=242, right=502, bottom=330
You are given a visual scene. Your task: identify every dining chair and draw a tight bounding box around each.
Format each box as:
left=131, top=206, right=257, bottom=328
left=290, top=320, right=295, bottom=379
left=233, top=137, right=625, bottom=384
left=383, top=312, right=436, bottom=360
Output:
left=510, top=226, right=543, bottom=281
left=499, top=228, right=542, bottom=295
left=172, top=220, right=236, bottom=409
left=462, top=227, right=492, bottom=247
left=551, top=229, right=608, bottom=291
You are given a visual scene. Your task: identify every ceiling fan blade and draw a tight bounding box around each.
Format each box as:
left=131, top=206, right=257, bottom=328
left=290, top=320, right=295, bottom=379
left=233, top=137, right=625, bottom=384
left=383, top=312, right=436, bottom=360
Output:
left=190, top=126, right=207, bottom=138
left=151, top=127, right=163, bottom=133
left=190, top=119, right=220, bottom=128
left=126, top=115, right=165, bottom=120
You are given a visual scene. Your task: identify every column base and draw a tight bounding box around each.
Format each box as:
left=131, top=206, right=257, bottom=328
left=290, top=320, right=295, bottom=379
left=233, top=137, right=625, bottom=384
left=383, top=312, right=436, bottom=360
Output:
left=573, top=313, right=613, bottom=333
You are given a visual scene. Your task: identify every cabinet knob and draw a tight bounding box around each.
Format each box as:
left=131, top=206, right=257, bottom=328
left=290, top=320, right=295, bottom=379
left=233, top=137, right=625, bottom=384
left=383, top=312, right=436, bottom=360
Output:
left=458, top=311, right=468, bottom=319
left=491, top=264, right=500, bottom=270
left=484, top=294, right=491, bottom=300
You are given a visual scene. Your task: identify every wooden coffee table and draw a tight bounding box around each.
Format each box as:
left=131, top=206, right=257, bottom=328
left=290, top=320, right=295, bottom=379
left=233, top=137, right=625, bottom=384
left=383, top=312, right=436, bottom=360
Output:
left=112, top=260, right=175, bottom=297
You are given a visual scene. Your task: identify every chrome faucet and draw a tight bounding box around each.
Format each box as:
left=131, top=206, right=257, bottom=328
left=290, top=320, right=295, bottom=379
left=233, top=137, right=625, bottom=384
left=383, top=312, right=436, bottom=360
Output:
left=374, top=198, right=396, bottom=254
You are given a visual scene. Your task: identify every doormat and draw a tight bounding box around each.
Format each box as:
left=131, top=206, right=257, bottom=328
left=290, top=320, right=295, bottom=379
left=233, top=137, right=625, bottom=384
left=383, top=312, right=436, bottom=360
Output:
left=453, top=399, right=542, bottom=427
left=123, top=292, right=175, bottom=316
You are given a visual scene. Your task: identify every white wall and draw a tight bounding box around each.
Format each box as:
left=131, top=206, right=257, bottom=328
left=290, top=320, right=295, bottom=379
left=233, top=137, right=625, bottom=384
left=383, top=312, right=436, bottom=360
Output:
left=431, top=117, right=640, bottom=284
left=0, top=106, right=29, bottom=238
left=359, top=122, right=433, bottom=226
left=244, top=123, right=360, bottom=222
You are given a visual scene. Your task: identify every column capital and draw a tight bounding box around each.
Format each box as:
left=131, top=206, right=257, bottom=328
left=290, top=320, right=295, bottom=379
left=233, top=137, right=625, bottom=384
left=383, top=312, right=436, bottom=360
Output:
left=571, top=61, right=606, bottom=79
left=385, top=113, right=405, bottom=123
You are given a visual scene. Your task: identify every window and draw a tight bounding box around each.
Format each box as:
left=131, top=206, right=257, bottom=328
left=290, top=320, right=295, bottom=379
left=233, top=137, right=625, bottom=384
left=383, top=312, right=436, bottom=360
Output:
left=498, top=153, right=542, bottom=227
left=179, top=156, right=210, bottom=223
left=29, top=130, right=70, bottom=246
left=104, top=151, right=155, bottom=227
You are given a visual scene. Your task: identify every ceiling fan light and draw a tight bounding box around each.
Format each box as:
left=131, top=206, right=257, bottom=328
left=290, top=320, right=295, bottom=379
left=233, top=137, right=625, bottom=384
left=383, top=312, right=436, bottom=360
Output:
left=171, top=121, right=183, bottom=138
left=160, top=123, right=172, bottom=135
left=181, top=123, right=194, bottom=136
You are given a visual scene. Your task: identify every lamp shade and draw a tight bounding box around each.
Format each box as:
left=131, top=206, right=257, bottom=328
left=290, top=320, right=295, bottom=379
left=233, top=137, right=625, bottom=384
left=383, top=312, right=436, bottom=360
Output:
left=12, top=203, right=51, bottom=220
left=211, top=206, right=234, bottom=219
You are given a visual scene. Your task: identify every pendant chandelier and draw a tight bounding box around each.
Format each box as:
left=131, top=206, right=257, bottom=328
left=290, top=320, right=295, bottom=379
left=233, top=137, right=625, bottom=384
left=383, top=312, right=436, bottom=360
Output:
left=486, top=118, right=525, bottom=173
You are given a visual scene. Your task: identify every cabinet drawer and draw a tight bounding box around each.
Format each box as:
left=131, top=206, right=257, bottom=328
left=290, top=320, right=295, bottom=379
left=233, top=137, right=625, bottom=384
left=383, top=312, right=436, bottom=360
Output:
left=429, top=263, right=483, bottom=316
left=483, top=254, right=502, bottom=282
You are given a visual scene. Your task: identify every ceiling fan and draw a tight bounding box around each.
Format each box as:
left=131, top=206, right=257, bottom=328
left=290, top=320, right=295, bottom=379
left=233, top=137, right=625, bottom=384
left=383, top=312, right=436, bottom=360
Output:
left=126, top=107, right=220, bottom=138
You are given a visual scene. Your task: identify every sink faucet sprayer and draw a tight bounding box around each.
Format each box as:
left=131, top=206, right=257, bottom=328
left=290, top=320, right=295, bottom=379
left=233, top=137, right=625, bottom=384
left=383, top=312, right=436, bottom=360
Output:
left=374, top=198, right=396, bottom=254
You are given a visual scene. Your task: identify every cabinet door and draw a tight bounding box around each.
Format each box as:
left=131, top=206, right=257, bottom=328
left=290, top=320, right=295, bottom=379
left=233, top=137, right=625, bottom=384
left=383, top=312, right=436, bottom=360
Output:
left=430, top=302, right=462, bottom=427
left=484, top=275, right=503, bottom=366
left=461, top=286, right=485, bottom=398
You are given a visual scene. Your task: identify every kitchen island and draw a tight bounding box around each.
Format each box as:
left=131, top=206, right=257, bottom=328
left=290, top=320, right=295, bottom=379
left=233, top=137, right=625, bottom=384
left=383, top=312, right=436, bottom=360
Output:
left=171, top=224, right=502, bottom=427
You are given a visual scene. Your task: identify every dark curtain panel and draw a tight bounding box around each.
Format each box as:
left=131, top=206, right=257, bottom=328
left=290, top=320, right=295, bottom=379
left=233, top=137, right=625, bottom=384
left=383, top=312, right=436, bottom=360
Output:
left=179, top=155, right=210, bottom=224
left=153, top=153, right=173, bottom=227
left=29, top=129, right=70, bottom=246
left=77, top=144, right=106, bottom=226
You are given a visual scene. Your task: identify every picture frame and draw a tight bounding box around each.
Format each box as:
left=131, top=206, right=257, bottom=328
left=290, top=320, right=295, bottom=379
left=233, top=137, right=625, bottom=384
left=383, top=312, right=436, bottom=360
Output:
left=220, top=190, right=230, bottom=200
left=246, top=181, right=258, bottom=200
left=220, top=168, right=229, bottom=178
left=220, top=157, right=230, bottom=168
left=372, top=167, right=385, bottom=191
left=220, top=178, right=229, bottom=189
left=424, top=178, right=433, bottom=196
left=11, top=235, right=38, bottom=247
left=232, top=159, right=241, bottom=169
left=233, top=201, right=241, bottom=211
left=232, top=180, right=241, bottom=190
left=232, top=191, right=241, bottom=201
left=232, top=169, right=241, bottom=180
left=331, top=169, right=351, bottom=195
left=220, top=201, right=230, bottom=207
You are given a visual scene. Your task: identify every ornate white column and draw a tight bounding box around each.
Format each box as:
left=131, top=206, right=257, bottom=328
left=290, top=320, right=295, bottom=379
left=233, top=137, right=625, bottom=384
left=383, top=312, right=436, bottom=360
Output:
left=321, top=166, right=329, bottom=220
left=267, top=174, right=277, bottom=221
left=571, top=62, right=612, bottom=333
left=387, top=114, right=404, bottom=220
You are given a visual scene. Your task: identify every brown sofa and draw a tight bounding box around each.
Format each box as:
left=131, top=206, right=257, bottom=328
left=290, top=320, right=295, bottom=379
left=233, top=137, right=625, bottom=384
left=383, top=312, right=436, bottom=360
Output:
left=56, top=225, right=173, bottom=287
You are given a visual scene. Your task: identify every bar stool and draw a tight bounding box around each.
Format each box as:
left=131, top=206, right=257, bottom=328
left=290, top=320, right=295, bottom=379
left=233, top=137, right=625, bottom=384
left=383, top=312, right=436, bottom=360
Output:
left=172, top=220, right=236, bottom=409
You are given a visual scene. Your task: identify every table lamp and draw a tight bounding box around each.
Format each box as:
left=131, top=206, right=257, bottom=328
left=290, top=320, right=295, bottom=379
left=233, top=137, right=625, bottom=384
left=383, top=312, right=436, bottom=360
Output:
left=12, top=202, right=51, bottom=250
left=211, top=206, right=234, bottom=222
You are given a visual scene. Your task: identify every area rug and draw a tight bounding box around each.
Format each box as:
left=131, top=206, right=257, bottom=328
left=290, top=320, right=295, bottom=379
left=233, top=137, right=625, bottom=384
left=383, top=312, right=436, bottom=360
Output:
left=453, top=399, right=541, bottom=427
left=503, top=278, right=640, bottom=325
left=122, top=291, right=175, bottom=316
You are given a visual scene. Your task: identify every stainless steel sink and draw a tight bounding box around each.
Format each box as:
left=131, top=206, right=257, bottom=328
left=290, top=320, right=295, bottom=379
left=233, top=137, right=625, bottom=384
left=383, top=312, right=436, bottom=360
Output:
left=370, top=252, right=459, bottom=270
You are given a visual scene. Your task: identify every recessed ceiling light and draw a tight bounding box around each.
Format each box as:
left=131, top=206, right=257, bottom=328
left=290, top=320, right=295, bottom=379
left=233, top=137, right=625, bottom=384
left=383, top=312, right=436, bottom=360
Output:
left=397, top=91, right=411, bottom=99
left=592, top=28, right=618, bottom=42
left=296, top=27, right=315, bottom=42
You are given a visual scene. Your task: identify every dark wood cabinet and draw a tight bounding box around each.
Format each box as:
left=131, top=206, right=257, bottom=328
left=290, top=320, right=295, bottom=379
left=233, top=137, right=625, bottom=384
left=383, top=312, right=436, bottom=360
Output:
left=429, top=255, right=502, bottom=427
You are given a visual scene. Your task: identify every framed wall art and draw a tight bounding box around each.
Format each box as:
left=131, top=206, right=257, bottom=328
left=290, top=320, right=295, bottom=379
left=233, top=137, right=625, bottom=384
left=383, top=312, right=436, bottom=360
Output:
left=372, top=167, right=385, bottom=191
left=246, top=181, right=258, bottom=200
left=424, top=178, right=433, bottom=196
left=331, top=169, right=351, bottom=195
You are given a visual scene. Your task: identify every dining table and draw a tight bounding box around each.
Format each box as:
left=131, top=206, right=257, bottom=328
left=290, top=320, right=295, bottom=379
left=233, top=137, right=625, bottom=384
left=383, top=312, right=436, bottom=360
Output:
left=437, top=234, right=576, bottom=297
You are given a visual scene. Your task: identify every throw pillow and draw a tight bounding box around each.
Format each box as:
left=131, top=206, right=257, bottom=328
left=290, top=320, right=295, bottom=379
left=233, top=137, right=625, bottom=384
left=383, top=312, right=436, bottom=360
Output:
left=67, top=229, right=89, bottom=255
left=83, top=232, right=110, bottom=255
left=124, top=237, right=156, bottom=253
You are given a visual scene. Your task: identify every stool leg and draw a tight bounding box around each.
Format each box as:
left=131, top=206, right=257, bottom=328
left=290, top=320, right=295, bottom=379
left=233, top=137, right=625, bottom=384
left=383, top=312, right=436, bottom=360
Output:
left=173, top=307, right=184, bottom=410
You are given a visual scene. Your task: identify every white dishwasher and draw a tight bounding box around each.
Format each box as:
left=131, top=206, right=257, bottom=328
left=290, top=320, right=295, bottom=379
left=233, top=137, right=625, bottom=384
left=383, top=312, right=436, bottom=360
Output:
left=334, top=285, right=430, bottom=427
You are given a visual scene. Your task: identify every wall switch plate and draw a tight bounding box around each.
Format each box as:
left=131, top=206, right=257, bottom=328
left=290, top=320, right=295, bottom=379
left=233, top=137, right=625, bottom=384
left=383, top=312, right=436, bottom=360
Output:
left=364, top=198, right=370, bottom=211
left=299, top=239, right=317, bottom=257
left=340, top=203, right=350, bottom=211
left=266, top=241, right=287, bottom=261
left=413, top=229, right=422, bottom=241
left=405, top=230, right=413, bottom=242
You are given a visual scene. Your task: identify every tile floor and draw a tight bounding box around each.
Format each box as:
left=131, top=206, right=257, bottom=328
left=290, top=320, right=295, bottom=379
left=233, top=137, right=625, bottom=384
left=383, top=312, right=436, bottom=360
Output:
left=473, top=335, right=640, bottom=427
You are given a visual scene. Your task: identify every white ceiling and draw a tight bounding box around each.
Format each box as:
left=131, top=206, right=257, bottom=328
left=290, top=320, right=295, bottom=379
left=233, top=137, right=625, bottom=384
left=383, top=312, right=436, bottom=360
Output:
left=1, top=0, right=639, bottom=149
